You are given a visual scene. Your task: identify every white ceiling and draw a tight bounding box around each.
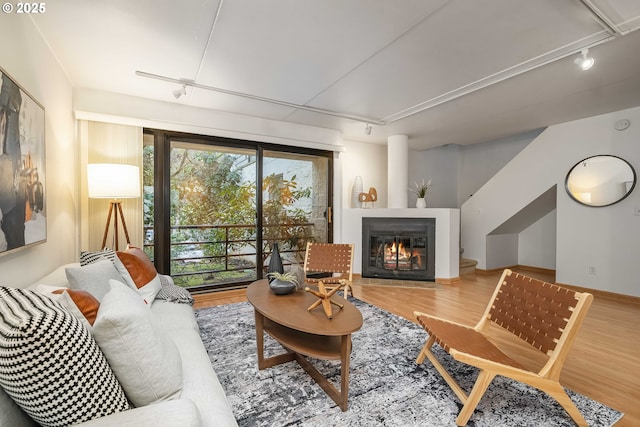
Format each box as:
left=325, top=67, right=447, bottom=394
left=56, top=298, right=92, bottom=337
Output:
left=31, top=0, right=640, bottom=150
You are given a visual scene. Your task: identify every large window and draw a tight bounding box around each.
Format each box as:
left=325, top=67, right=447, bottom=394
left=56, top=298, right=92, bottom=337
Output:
left=143, top=130, right=332, bottom=291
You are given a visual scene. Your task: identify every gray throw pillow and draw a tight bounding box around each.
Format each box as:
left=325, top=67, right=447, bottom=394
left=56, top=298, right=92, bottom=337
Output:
left=65, top=259, right=126, bottom=301
left=92, top=280, right=183, bottom=407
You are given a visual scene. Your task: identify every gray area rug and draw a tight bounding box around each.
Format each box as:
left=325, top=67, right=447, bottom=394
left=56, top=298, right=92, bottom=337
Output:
left=196, top=298, right=623, bottom=427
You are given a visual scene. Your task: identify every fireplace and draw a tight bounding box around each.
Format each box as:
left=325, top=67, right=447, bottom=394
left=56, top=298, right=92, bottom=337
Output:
left=362, top=217, right=435, bottom=281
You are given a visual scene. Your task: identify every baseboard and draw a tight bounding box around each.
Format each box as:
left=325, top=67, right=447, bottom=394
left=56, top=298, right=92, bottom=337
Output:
left=475, top=266, right=639, bottom=305
left=475, top=265, right=518, bottom=275
left=436, top=277, right=461, bottom=284
left=556, top=282, right=640, bottom=305
left=476, top=265, right=554, bottom=275
left=516, top=265, right=556, bottom=276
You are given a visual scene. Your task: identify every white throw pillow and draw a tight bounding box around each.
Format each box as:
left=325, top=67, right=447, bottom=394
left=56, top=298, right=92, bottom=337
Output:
left=65, top=259, right=127, bottom=301
left=92, top=280, right=183, bottom=407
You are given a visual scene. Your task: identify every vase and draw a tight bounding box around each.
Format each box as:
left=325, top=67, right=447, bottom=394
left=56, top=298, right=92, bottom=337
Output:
left=351, top=176, right=363, bottom=208
left=416, top=198, right=427, bottom=208
left=269, top=279, right=296, bottom=295
left=267, top=242, right=284, bottom=282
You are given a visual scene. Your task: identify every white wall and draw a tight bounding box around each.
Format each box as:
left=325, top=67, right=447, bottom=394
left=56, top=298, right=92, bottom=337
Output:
left=486, top=234, right=519, bottom=269
left=462, top=106, right=640, bottom=297
left=407, top=129, right=542, bottom=208
left=340, top=140, right=387, bottom=209
left=457, top=129, right=543, bottom=206
left=518, top=210, right=556, bottom=269
left=408, top=144, right=459, bottom=208
left=0, top=17, right=76, bottom=287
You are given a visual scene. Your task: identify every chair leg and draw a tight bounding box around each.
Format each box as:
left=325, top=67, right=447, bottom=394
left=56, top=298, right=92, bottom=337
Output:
left=416, top=335, right=435, bottom=364
left=543, top=382, right=588, bottom=427
left=342, top=283, right=351, bottom=299
left=455, top=370, right=495, bottom=426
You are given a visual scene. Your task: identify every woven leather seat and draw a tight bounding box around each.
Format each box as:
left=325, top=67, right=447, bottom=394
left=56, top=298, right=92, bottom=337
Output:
left=414, top=269, right=593, bottom=426
left=303, top=242, right=354, bottom=299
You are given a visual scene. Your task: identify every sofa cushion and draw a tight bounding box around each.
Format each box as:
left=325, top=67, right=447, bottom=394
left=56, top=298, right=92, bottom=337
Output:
left=0, top=287, right=130, bottom=427
left=150, top=299, right=200, bottom=333
left=65, top=259, right=126, bottom=301
left=93, top=280, right=183, bottom=407
left=168, top=328, right=238, bottom=427
left=73, top=399, right=202, bottom=427
left=114, top=246, right=162, bottom=304
left=0, top=385, right=37, bottom=427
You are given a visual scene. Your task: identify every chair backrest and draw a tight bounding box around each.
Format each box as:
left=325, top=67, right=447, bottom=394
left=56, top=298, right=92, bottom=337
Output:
left=303, top=242, right=354, bottom=279
left=477, top=269, right=593, bottom=379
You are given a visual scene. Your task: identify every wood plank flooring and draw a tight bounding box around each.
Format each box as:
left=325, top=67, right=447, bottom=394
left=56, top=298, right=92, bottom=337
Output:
left=193, top=269, right=640, bottom=426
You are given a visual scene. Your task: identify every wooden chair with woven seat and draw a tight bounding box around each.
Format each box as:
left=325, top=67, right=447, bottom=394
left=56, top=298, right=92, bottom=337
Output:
left=303, top=242, right=354, bottom=299
left=414, top=268, right=594, bottom=427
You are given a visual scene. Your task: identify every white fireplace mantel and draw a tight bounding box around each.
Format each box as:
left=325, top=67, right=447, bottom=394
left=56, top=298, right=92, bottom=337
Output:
left=341, top=208, right=460, bottom=281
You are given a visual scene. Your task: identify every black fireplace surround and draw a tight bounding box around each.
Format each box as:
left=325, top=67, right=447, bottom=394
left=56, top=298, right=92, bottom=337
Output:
left=362, top=217, right=435, bottom=281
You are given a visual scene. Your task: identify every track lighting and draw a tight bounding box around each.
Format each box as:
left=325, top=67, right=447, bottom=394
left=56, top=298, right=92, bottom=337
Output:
left=574, top=48, right=594, bottom=71
left=136, top=70, right=386, bottom=126
left=364, top=123, right=372, bottom=135
left=172, top=84, right=187, bottom=99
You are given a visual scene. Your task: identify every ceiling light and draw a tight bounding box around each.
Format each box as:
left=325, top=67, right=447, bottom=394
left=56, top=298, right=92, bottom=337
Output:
left=574, top=48, right=594, bottom=71
left=172, top=84, right=187, bottom=99
left=364, top=123, right=372, bottom=135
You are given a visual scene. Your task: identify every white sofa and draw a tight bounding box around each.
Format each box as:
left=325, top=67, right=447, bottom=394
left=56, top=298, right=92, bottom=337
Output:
left=0, top=264, right=238, bottom=427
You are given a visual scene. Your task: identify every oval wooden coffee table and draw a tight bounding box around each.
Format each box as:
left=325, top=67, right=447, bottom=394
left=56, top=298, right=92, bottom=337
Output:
left=246, top=280, right=363, bottom=411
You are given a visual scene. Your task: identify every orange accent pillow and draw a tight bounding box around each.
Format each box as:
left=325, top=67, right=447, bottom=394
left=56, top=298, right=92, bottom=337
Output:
left=115, top=245, right=162, bottom=303
left=52, top=288, right=100, bottom=326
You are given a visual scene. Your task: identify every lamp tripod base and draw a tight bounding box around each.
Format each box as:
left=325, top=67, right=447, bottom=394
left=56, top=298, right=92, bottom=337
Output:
left=101, top=201, right=131, bottom=251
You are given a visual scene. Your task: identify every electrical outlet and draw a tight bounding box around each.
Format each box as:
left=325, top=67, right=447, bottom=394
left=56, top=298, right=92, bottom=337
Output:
left=588, top=266, right=597, bottom=275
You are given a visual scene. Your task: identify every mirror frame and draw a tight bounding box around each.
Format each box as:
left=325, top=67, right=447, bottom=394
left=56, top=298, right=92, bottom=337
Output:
left=565, top=154, right=636, bottom=207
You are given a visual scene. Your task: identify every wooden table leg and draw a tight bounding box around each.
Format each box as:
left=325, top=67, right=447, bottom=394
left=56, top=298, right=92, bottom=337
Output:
left=254, top=310, right=266, bottom=369
left=339, top=334, right=352, bottom=411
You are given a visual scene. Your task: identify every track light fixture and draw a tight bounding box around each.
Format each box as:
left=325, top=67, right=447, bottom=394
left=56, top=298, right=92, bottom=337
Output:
left=364, top=123, right=372, bottom=135
left=574, top=48, right=594, bottom=71
left=136, top=70, right=386, bottom=126
left=172, top=84, right=187, bottom=99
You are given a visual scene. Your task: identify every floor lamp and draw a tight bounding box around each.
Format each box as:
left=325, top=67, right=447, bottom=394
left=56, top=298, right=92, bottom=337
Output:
left=87, top=163, right=141, bottom=251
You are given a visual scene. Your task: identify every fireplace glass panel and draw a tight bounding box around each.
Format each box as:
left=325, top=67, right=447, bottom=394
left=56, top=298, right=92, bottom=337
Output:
left=362, top=217, right=435, bottom=281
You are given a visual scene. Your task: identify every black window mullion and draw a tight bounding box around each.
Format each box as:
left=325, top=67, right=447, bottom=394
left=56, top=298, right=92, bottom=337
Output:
left=256, top=146, right=264, bottom=280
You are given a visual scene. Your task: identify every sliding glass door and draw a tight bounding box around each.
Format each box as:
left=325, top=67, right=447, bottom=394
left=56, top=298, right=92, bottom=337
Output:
left=261, top=150, right=329, bottom=272
left=143, top=130, right=332, bottom=291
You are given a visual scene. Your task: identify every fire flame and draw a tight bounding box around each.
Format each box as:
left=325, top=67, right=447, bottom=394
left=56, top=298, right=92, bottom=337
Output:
left=384, top=241, right=423, bottom=268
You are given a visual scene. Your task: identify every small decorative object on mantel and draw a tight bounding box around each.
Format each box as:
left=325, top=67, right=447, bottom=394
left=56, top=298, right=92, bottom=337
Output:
left=409, top=179, right=431, bottom=208
left=305, top=281, right=345, bottom=319
left=358, top=187, right=378, bottom=208
left=267, top=271, right=298, bottom=295
left=351, top=176, right=363, bottom=208
left=267, top=242, right=284, bottom=283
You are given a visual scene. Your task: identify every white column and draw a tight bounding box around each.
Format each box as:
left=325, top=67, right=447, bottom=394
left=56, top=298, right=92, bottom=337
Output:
left=387, top=135, right=409, bottom=208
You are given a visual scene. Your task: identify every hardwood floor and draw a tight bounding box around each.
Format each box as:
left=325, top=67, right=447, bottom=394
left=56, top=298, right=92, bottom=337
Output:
left=193, top=269, right=640, bottom=426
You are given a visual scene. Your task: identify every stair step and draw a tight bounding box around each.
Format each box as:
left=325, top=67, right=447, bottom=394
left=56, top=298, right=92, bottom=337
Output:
left=460, top=258, right=478, bottom=275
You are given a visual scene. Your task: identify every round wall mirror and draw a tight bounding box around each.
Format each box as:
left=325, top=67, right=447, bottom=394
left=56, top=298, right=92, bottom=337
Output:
left=565, top=155, right=636, bottom=207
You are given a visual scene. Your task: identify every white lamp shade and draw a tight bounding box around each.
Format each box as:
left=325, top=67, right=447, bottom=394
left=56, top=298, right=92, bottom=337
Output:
left=88, top=163, right=141, bottom=198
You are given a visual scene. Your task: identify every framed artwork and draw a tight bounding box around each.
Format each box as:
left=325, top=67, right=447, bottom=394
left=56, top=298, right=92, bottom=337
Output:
left=0, top=67, right=46, bottom=256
